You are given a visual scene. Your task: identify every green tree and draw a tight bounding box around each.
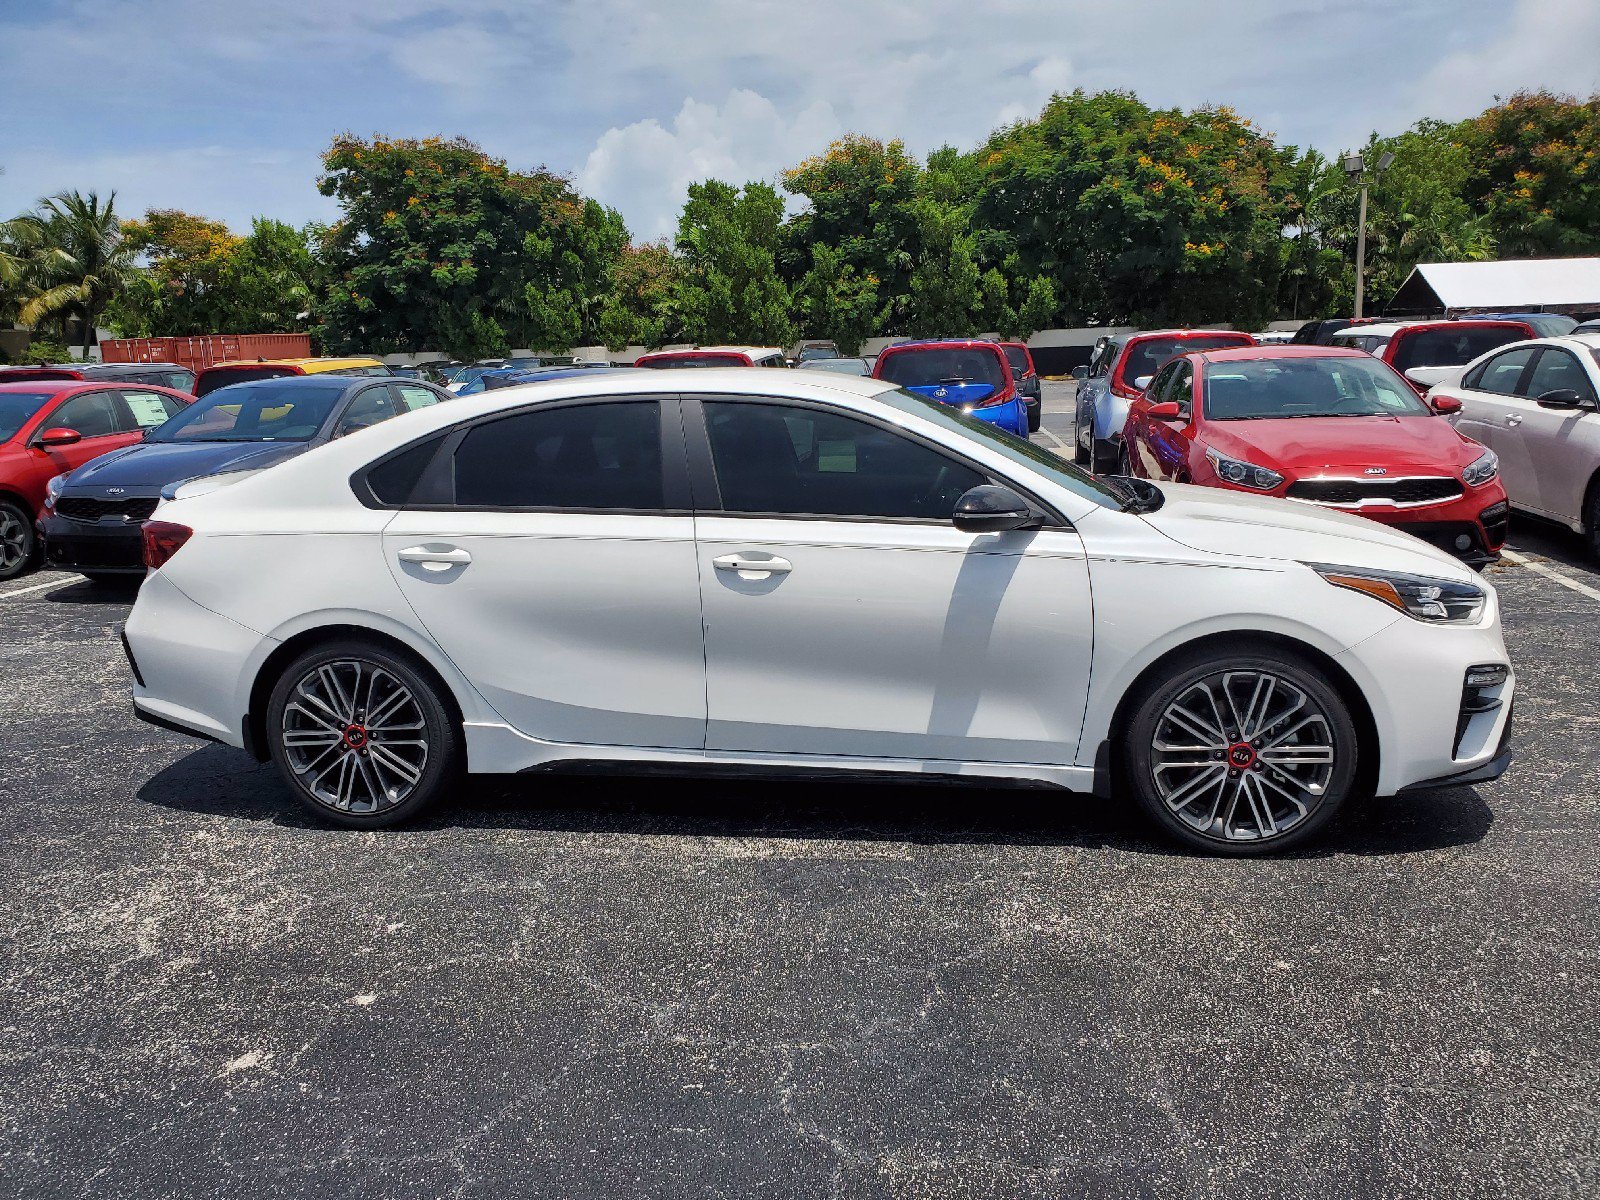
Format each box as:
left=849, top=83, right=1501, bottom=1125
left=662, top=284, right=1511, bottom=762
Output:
left=972, top=90, right=1296, bottom=328
left=118, top=208, right=241, bottom=334
left=898, top=148, right=989, bottom=336
left=793, top=243, right=879, bottom=354
left=317, top=134, right=626, bottom=357
left=216, top=218, right=320, bottom=332
left=673, top=180, right=794, bottom=346
left=1461, top=90, right=1600, bottom=257
left=598, top=240, right=682, bottom=349
left=13, top=190, right=140, bottom=354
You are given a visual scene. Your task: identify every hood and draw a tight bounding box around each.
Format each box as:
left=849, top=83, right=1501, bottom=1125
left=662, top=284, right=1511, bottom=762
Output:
left=1137, top=481, right=1479, bottom=582
left=903, top=381, right=999, bottom=406
left=61, top=440, right=308, bottom=492
left=1203, top=414, right=1474, bottom=477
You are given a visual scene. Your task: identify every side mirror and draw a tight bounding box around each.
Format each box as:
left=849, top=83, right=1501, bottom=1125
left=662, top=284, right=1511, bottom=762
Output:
left=36, top=427, right=82, bottom=448
left=1133, top=375, right=1154, bottom=391
left=1146, top=401, right=1183, bottom=421
left=1429, top=395, right=1463, bottom=416
left=1070, top=366, right=1088, bottom=381
left=952, top=484, right=1038, bottom=533
left=1536, top=389, right=1588, bottom=410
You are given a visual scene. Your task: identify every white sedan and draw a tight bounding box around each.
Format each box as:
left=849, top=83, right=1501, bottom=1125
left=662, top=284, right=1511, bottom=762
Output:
left=124, top=370, right=1514, bottom=855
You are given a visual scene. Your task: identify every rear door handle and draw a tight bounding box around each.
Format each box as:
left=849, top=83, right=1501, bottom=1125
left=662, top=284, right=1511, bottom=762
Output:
left=1505, top=413, right=1523, bottom=427
left=713, top=553, right=792, bottom=578
left=397, top=544, right=472, bottom=571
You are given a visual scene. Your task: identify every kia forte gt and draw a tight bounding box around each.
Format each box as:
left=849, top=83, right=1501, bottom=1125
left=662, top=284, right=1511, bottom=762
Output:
left=123, top=370, right=1514, bottom=855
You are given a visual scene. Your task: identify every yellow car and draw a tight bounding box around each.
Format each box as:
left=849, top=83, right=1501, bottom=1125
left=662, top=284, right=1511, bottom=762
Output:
left=193, top=357, right=390, bottom=398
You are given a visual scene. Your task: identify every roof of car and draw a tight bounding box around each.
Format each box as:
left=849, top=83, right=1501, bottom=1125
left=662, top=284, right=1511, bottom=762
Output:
left=1125, top=329, right=1255, bottom=341
left=884, top=339, right=1005, bottom=352
left=200, top=357, right=385, bottom=371
left=0, top=379, right=95, bottom=394
left=197, top=374, right=375, bottom=394
left=1195, top=345, right=1373, bottom=364
left=639, top=346, right=784, bottom=358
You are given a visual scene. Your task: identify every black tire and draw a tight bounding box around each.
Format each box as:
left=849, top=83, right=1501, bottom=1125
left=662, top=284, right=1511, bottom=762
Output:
left=1091, top=438, right=1119, bottom=476
left=266, top=638, right=463, bottom=828
left=1120, top=645, right=1359, bottom=856
left=1586, top=481, right=1600, bottom=561
left=1027, top=398, right=1041, bottom=434
left=0, top=500, right=37, bottom=581
left=1117, top=443, right=1134, bottom=477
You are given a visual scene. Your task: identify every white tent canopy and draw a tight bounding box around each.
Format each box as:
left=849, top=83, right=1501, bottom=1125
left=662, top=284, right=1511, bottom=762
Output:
left=1389, top=257, right=1600, bottom=314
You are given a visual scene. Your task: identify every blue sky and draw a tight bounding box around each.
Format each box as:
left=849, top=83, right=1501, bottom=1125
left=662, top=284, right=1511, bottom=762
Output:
left=2, top=0, right=1596, bottom=242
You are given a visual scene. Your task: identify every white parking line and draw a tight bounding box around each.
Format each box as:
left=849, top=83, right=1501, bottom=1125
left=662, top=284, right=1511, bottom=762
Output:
left=0, top=576, right=72, bottom=601
left=1037, top=426, right=1071, bottom=453
left=1501, top=548, right=1600, bottom=603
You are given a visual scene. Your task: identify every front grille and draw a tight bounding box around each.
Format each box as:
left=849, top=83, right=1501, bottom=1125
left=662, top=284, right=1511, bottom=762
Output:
left=1286, top=477, right=1462, bottom=507
left=56, top=496, right=159, bottom=523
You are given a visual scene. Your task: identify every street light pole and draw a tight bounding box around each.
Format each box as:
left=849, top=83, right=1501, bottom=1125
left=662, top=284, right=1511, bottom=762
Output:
left=1343, top=150, right=1393, bottom=322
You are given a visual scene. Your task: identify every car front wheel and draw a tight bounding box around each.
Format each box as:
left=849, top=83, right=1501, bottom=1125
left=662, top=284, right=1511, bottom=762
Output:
left=1121, top=647, right=1358, bottom=855
left=0, top=501, right=37, bottom=581
left=266, top=640, right=463, bottom=828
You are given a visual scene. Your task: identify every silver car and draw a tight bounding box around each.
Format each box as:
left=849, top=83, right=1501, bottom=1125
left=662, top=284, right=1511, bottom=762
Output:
left=1430, top=332, right=1600, bottom=556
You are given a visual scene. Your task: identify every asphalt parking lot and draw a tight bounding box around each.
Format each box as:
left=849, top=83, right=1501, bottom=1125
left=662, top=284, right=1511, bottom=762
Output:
left=3, top=384, right=1598, bottom=1198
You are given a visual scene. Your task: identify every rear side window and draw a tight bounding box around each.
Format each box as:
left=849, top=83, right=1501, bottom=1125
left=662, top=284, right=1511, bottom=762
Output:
left=395, top=384, right=442, bottom=410
left=47, top=390, right=122, bottom=438
left=366, top=436, right=446, bottom=506
left=1391, top=327, right=1530, bottom=373
left=1465, top=346, right=1538, bottom=395
left=703, top=400, right=986, bottom=520
left=453, top=402, right=665, bottom=510
left=1525, top=348, right=1596, bottom=404
left=1002, top=346, right=1031, bottom=375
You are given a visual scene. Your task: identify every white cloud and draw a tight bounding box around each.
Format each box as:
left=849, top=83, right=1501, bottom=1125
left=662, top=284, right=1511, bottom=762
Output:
left=579, top=90, right=841, bottom=240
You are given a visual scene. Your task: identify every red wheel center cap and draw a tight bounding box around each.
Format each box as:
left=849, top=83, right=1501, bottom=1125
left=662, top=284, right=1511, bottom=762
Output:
left=343, top=725, right=368, bottom=750
left=1228, top=742, right=1256, bottom=769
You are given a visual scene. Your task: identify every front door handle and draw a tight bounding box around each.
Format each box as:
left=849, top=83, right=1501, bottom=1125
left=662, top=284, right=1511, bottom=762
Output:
left=397, top=544, right=472, bottom=572
left=1505, top=413, right=1523, bottom=427
left=712, top=553, right=792, bottom=579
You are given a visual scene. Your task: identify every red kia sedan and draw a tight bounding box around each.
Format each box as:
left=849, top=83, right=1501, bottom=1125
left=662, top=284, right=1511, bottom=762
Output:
left=0, top=380, right=193, bottom=579
left=1121, top=346, right=1509, bottom=566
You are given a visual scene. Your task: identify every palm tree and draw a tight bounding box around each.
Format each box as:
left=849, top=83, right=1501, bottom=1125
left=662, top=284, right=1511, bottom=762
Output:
left=14, top=190, right=139, bottom=355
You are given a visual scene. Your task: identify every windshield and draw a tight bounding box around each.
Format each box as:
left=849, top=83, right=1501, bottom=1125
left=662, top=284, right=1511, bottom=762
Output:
left=1122, top=336, right=1251, bottom=383
left=1002, top=346, right=1031, bottom=374
left=151, top=381, right=346, bottom=442
left=1203, top=357, right=1430, bottom=420
left=1390, top=326, right=1531, bottom=372
left=799, top=346, right=839, bottom=360
left=881, top=387, right=1126, bottom=511
left=0, top=392, right=56, bottom=442
left=800, top=358, right=869, bottom=374
left=638, top=353, right=749, bottom=368
left=879, top=347, right=1005, bottom=388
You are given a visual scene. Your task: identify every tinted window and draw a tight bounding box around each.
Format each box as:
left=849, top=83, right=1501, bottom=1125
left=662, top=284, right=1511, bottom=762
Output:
left=454, top=402, right=664, bottom=510
left=162, top=370, right=195, bottom=392
left=1391, top=327, right=1530, bottom=372
left=0, top=392, right=56, bottom=442
left=1168, top=362, right=1195, bottom=415
left=120, top=389, right=186, bottom=428
left=1202, top=357, right=1427, bottom=420
left=704, top=401, right=986, bottom=520
left=638, top=353, right=748, bottom=369
left=196, top=366, right=296, bottom=396
left=367, top=436, right=445, bottom=505
left=1001, top=346, right=1031, bottom=374
left=336, top=385, right=403, bottom=436
left=877, top=347, right=1005, bottom=388
left=154, top=382, right=346, bottom=442
left=1468, top=346, right=1537, bottom=395
left=1122, top=336, right=1250, bottom=383
left=1525, top=348, right=1597, bottom=403
left=48, top=390, right=121, bottom=438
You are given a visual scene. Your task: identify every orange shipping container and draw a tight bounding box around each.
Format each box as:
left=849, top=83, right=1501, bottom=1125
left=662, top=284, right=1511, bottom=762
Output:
left=99, top=333, right=313, bottom=373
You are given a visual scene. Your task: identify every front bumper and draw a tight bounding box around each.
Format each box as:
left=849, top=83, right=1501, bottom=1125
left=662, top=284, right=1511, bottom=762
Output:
left=39, top=512, right=146, bottom=574
left=1235, top=483, right=1511, bottom=567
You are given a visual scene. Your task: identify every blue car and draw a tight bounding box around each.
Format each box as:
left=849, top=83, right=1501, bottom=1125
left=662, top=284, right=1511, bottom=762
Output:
left=455, top=362, right=620, bottom=395
left=870, top=339, right=1029, bottom=438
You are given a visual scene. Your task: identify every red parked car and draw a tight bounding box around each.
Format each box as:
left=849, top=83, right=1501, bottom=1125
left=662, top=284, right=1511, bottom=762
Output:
left=0, top=380, right=194, bottom=579
left=1121, top=345, right=1509, bottom=567
left=998, top=342, right=1042, bottom=432
left=1330, top=319, right=1536, bottom=394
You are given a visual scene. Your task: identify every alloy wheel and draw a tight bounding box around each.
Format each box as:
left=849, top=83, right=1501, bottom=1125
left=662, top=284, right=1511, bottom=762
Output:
left=279, top=658, right=429, bottom=814
left=0, top=507, right=29, bottom=574
left=1149, top=669, right=1336, bottom=844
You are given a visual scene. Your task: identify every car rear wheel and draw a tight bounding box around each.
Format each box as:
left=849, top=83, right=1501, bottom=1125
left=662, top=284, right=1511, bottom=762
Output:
left=0, top=501, right=36, bottom=581
left=1117, top=443, right=1134, bottom=477
left=266, top=640, right=462, bottom=828
left=1586, top=479, right=1600, bottom=561
left=1121, top=647, right=1358, bottom=855
left=1091, top=438, right=1119, bottom=475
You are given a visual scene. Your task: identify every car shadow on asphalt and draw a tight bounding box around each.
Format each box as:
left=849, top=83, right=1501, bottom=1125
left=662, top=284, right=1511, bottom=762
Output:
left=137, top=744, right=1495, bottom=860
left=40, top=577, right=142, bottom=604
left=1503, top=514, right=1597, bottom=576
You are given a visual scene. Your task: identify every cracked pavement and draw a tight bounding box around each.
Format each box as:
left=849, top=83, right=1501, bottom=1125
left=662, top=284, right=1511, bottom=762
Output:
left=2, top=399, right=1598, bottom=1197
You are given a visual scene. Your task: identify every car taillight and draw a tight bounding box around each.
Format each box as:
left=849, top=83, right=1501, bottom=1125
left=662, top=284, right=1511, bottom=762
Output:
left=142, top=520, right=192, bottom=570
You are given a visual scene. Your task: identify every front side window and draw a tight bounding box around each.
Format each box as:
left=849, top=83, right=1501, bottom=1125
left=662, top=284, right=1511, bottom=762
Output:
left=703, top=400, right=986, bottom=520
left=336, top=385, right=403, bottom=436
left=396, top=384, right=441, bottom=410
left=1525, top=348, right=1597, bottom=403
left=0, top=392, right=58, bottom=442
left=1168, top=363, right=1195, bottom=416
left=453, top=401, right=664, bottom=510
left=1468, top=346, right=1538, bottom=396
left=47, top=390, right=121, bottom=438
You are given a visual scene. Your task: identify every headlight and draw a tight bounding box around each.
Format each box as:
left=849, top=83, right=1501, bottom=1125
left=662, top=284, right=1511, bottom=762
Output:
left=43, top=473, right=68, bottom=510
left=1307, top=562, right=1486, bottom=624
left=1205, top=446, right=1283, bottom=491
left=1462, top=447, right=1498, bottom=488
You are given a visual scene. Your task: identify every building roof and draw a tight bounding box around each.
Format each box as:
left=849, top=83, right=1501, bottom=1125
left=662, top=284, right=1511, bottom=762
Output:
left=1389, top=258, right=1600, bottom=314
